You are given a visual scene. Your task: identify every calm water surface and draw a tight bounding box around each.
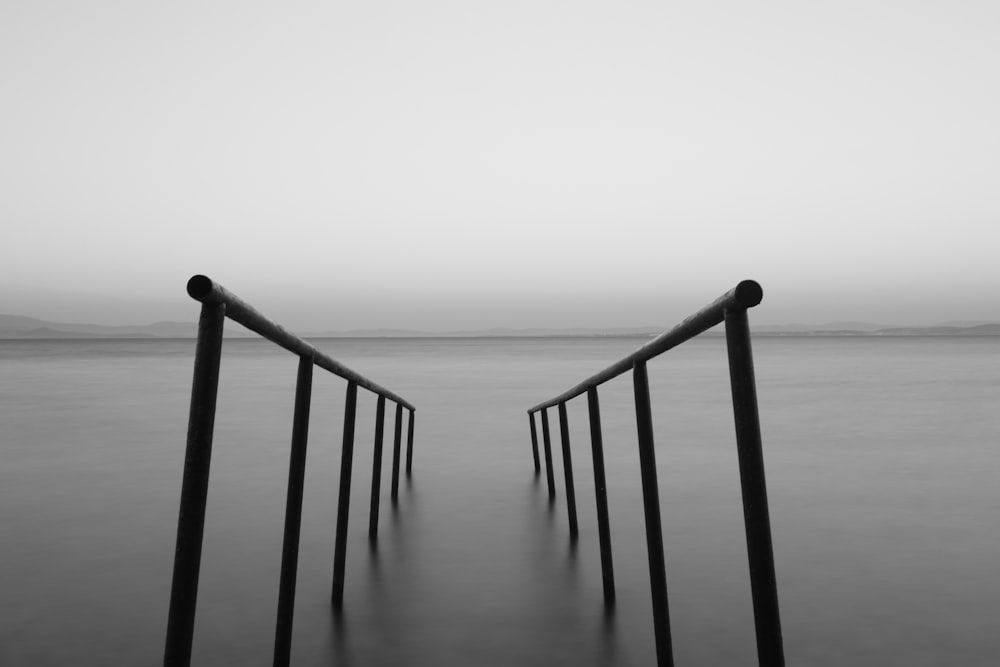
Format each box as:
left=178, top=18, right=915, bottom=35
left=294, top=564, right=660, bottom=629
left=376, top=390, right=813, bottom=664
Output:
left=1, top=336, right=997, bottom=666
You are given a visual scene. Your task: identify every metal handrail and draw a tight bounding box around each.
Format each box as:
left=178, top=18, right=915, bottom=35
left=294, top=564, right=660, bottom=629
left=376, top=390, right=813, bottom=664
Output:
left=528, top=280, right=762, bottom=412
left=164, top=275, right=416, bottom=667
left=186, top=275, right=414, bottom=409
left=526, top=280, right=783, bottom=667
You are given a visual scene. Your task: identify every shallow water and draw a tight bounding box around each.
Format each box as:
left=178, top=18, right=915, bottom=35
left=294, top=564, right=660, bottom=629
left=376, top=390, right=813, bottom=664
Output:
left=1, top=335, right=997, bottom=665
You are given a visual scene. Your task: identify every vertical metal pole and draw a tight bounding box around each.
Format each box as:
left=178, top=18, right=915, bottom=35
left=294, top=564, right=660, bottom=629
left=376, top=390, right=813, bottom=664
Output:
left=557, top=402, right=579, bottom=538
left=540, top=408, right=556, bottom=500
left=164, top=302, right=226, bottom=667
left=528, top=411, right=541, bottom=475
left=587, top=387, right=615, bottom=604
left=633, top=360, right=674, bottom=667
left=332, top=381, right=358, bottom=609
left=405, top=409, right=415, bottom=477
left=273, top=357, right=313, bottom=667
left=367, top=396, right=386, bottom=541
left=390, top=402, right=403, bottom=503
left=725, top=307, right=785, bottom=667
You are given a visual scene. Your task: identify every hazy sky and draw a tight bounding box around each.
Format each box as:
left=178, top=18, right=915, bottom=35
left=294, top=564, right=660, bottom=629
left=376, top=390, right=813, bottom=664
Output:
left=2, top=1, right=997, bottom=330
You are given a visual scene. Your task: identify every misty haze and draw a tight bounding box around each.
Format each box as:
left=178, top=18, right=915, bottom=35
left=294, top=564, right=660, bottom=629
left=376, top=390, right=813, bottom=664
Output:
left=2, top=1, right=998, bottom=666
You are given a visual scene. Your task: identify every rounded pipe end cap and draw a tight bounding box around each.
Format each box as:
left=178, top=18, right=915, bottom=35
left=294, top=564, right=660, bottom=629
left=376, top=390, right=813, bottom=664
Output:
left=186, top=274, right=215, bottom=302
left=734, top=280, right=763, bottom=308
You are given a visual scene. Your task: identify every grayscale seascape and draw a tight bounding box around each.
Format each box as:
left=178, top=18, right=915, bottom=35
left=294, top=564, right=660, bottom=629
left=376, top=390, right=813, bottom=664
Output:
left=2, top=335, right=997, bottom=666
left=4, top=1, right=998, bottom=664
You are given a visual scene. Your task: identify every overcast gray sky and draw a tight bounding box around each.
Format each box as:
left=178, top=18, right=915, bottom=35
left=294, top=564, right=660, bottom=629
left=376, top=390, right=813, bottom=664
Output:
left=2, top=1, right=997, bottom=330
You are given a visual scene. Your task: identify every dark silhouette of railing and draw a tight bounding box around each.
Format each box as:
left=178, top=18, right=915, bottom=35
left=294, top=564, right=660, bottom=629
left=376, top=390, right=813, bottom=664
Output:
left=526, top=280, right=783, bottom=667
left=164, top=275, right=416, bottom=667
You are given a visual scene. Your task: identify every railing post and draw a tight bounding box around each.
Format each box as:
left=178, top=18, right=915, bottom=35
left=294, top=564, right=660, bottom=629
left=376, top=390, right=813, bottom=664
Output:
left=273, top=356, right=313, bottom=667
left=368, top=396, right=386, bottom=541
left=405, top=409, right=415, bottom=477
left=332, top=381, right=358, bottom=609
left=170, top=275, right=414, bottom=647
left=390, top=402, right=403, bottom=503
left=587, top=387, right=615, bottom=605
left=557, top=402, right=579, bottom=539
left=725, top=307, right=784, bottom=667
left=164, top=301, right=226, bottom=667
left=540, top=408, right=556, bottom=500
left=633, top=360, right=674, bottom=667
left=525, top=281, right=769, bottom=664
left=528, top=412, right=541, bottom=475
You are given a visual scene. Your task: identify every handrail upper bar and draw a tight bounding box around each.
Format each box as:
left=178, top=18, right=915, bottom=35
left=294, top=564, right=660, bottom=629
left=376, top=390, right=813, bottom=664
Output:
left=527, top=279, right=762, bottom=413
left=187, top=275, right=415, bottom=410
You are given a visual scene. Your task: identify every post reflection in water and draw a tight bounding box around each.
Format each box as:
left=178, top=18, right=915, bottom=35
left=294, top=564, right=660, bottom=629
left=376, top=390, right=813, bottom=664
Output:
left=321, top=465, right=627, bottom=667
left=5, top=337, right=994, bottom=664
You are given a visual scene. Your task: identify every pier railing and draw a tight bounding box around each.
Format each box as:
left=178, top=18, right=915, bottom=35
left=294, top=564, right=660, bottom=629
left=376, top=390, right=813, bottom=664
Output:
left=164, top=275, right=416, bottom=667
left=526, top=280, right=783, bottom=667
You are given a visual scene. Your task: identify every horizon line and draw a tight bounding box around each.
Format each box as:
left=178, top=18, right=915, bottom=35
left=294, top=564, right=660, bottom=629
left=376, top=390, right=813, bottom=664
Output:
left=2, top=311, right=999, bottom=340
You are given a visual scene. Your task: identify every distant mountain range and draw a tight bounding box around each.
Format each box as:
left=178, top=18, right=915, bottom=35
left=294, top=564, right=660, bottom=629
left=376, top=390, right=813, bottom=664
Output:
left=2, top=313, right=999, bottom=339
left=0, top=314, right=203, bottom=339
left=751, top=322, right=1000, bottom=337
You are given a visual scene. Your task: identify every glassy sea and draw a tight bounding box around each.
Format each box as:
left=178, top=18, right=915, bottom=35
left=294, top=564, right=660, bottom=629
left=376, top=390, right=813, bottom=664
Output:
left=1, top=335, right=997, bottom=666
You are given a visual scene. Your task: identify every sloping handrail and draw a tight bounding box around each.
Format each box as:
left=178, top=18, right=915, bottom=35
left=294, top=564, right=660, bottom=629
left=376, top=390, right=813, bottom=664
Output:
left=526, top=280, right=783, bottom=667
left=529, top=280, right=762, bottom=411
left=164, top=275, right=416, bottom=667
left=186, top=275, right=414, bottom=409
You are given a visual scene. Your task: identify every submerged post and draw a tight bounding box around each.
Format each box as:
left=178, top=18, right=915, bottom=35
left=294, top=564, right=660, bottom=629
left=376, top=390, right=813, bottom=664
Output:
left=273, top=356, right=313, bottom=667
left=390, top=403, right=403, bottom=503
left=332, top=381, right=358, bottom=609
left=528, top=412, right=541, bottom=475
left=557, top=402, right=579, bottom=539
left=368, top=396, right=386, bottom=541
left=587, top=387, right=615, bottom=604
left=164, top=301, right=226, bottom=667
left=725, top=307, right=784, bottom=667
left=405, top=409, right=415, bottom=477
left=633, top=360, right=674, bottom=667
left=540, top=408, right=556, bottom=500
left=168, top=274, right=416, bottom=655
left=525, top=280, right=771, bottom=666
